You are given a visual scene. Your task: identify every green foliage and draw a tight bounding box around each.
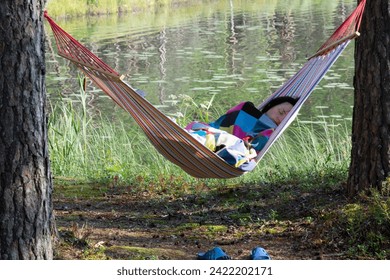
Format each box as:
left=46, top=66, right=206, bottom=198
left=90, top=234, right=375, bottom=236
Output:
left=46, top=0, right=206, bottom=17
left=236, top=119, right=352, bottom=189
left=104, top=246, right=160, bottom=260
left=317, top=189, right=390, bottom=259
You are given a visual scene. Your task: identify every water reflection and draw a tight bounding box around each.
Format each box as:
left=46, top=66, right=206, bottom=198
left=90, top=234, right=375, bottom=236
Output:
left=45, top=0, right=357, bottom=126
left=271, top=9, right=296, bottom=64
left=158, top=27, right=167, bottom=103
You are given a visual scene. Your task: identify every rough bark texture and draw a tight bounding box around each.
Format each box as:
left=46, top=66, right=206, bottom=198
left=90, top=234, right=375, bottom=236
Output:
left=347, top=0, right=390, bottom=195
left=0, top=0, right=54, bottom=259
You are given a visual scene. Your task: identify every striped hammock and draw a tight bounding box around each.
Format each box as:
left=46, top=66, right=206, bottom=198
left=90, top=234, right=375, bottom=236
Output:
left=44, top=0, right=366, bottom=179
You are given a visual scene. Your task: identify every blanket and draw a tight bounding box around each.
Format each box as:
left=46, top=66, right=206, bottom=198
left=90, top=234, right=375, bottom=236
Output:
left=185, top=102, right=277, bottom=171
left=186, top=122, right=257, bottom=171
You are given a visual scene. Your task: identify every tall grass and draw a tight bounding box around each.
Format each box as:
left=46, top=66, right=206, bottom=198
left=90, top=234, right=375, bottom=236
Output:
left=48, top=78, right=352, bottom=189
left=247, top=120, right=352, bottom=185
left=48, top=85, right=211, bottom=192
left=45, top=0, right=210, bottom=18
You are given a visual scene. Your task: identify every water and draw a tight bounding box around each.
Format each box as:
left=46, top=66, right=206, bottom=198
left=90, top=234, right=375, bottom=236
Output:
left=45, top=0, right=357, bottom=126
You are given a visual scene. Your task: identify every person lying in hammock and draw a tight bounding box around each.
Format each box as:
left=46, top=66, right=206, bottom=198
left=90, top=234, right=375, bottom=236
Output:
left=185, top=96, right=298, bottom=171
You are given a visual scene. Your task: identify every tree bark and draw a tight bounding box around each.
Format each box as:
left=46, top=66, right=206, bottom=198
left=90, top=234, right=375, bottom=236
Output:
left=0, top=0, right=55, bottom=259
left=347, top=0, right=390, bottom=196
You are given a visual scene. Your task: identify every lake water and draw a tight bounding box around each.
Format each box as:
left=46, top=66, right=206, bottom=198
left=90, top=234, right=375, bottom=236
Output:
left=45, top=0, right=357, bottom=127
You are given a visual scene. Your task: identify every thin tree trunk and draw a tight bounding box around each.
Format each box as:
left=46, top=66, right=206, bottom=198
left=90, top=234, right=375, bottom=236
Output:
left=347, top=0, right=390, bottom=196
left=0, top=0, right=55, bottom=259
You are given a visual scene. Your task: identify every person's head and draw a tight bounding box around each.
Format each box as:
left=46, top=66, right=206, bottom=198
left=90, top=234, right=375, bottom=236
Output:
left=261, top=96, right=298, bottom=125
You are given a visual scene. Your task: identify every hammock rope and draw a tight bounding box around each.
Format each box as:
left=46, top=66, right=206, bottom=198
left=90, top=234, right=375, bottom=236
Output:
left=44, top=0, right=366, bottom=179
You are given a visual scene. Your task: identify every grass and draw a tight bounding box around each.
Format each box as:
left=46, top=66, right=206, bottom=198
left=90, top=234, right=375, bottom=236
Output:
left=45, top=0, right=215, bottom=18
left=314, top=189, right=390, bottom=259
left=48, top=78, right=178, bottom=186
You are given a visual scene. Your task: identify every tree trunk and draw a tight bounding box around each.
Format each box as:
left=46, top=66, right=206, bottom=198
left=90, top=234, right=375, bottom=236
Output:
left=347, top=0, right=390, bottom=196
left=0, top=0, right=55, bottom=259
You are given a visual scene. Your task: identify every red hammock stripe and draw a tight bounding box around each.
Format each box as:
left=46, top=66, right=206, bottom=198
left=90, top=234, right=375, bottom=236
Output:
left=315, top=0, right=366, bottom=56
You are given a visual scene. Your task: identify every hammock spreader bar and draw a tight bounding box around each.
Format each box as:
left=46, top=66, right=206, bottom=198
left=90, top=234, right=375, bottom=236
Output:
left=44, top=0, right=366, bottom=178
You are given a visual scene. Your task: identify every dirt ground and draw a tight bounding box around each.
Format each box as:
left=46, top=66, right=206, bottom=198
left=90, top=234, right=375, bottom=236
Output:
left=53, top=180, right=351, bottom=260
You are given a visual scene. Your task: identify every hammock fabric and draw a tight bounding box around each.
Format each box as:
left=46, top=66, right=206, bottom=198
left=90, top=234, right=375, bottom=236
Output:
left=44, top=0, right=366, bottom=179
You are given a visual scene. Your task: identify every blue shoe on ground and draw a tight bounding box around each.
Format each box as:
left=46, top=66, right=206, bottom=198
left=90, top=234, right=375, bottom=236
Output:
left=197, top=247, right=231, bottom=260
left=250, top=247, right=271, bottom=260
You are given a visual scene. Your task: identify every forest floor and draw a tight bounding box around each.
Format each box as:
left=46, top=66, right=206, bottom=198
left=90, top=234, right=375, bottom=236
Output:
left=52, top=177, right=380, bottom=260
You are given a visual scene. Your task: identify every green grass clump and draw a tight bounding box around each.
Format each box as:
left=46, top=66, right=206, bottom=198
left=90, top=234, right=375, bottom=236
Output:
left=48, top=78, right=185, bottom=187
left=316, top=189, right=390, bottom=259
left=240, top=119, right=352, bottom=187
left=45, top=0, right=210, bottom=18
